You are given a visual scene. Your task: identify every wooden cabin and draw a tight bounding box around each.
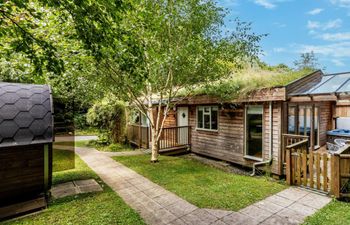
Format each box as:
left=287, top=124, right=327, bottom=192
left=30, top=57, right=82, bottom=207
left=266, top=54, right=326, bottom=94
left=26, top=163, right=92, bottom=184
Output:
left=0, top=83, right=54, bottom=220
left=127, top=71, right=350, bottom=193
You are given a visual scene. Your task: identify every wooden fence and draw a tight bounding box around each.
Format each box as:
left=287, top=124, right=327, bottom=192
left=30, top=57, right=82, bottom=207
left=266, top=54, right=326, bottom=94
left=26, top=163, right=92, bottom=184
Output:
left=284, top=134, right=350, bottom=198
left=286, top=147, right=331, bottom=193
left=331, top=145, right=350, bottom=198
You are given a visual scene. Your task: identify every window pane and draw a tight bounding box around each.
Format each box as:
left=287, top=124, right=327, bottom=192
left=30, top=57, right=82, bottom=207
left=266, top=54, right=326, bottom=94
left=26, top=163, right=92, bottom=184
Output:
left=305, top=107, right=311, bottom=138
left=204, top=107, right=210, bottom=113
left=288, top=107, right=296, bottom=134
left=204, top=114, right=210, bottom=129
left=197, top=109, right=203, bottom=128
left=314, top=107, right=319, bottom=146
left=211, top=107, right=218, bottom=130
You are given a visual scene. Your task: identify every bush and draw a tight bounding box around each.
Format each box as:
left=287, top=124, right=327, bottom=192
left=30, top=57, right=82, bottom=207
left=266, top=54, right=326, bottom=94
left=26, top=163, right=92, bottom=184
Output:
left=86, top=95, right=126, bottom=143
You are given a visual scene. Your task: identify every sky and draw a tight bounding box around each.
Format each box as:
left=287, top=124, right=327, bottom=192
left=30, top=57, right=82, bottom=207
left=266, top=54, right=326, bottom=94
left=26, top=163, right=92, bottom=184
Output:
left=217, top=0, right=350, bottom=73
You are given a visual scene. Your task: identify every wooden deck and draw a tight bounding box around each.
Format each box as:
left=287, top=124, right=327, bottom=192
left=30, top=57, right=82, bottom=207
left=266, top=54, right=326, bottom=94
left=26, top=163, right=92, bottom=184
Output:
left=127, top=125, right=191, bottom=153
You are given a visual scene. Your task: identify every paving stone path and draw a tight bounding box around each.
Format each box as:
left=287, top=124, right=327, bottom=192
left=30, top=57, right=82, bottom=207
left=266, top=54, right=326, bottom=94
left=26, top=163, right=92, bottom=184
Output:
left=74, top=146, right=331, bottom=225
left=51, top=179, right=103, bottom=199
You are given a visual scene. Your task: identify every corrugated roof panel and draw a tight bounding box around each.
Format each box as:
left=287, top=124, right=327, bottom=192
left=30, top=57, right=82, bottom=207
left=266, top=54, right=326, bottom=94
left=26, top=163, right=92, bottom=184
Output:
left=336, top=77, right=350, bottom=93
left=310, top=73, right=350, bottom=94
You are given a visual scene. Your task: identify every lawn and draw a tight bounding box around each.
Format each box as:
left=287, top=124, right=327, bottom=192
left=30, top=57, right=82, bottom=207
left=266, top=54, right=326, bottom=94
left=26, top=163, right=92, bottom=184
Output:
left=3, top=155, right=145, bottom=225
left=114, top=154, right=286, bottom=211
left=54, top=140, right=133, bottom=152
left=52, top=148, right=75, bottom=172
left=303, top=200, right=350, bottom=225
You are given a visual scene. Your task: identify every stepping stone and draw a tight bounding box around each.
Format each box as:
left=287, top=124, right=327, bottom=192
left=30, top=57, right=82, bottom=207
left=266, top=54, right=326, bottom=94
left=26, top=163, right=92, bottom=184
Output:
left=51, top=179, right=102, bottom=199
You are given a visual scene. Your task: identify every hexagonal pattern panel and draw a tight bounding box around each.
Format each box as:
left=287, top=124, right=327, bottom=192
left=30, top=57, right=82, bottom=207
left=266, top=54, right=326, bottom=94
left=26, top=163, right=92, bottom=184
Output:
left=0, top=104, right=20, bottom=120
left=14, top=112, right=35, bottom=128
left=0, top=82, right=53, bottom=147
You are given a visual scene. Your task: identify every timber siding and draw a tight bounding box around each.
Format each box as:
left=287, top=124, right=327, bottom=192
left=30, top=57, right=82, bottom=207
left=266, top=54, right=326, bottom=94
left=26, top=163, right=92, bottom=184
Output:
left=189, top=103, right=283, bottom=174
left=263, top=102, right=282, bottom=175
left=320, top=102, right=333, bottom=146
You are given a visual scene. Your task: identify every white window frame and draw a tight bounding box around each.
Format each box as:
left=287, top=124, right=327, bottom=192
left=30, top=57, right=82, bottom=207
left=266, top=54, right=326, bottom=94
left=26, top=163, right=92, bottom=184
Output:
left=196, top=106, right=218, bottom=131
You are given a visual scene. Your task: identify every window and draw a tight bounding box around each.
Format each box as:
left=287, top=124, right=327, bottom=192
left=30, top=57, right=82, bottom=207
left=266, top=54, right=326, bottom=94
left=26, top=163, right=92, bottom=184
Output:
left=197, top=106, right=218, bottom=130
left=288, top=105, right=320, bottom=147
left=245, top=105, right=263, bottom=159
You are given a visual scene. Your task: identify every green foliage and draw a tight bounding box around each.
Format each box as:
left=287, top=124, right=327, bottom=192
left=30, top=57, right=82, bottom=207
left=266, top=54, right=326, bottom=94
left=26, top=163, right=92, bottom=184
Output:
left=185, top=67, right=313, bottom=100
left=86, top=95, right=126, bottom=143
left=114, top=154, right=286, bottom=211
left=0, top=1, right=104, bottom=108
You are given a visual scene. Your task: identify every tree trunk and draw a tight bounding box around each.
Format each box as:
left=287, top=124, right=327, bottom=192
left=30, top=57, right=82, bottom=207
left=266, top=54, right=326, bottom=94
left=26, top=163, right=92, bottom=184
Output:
left=151, top=127, right=159, bottom=162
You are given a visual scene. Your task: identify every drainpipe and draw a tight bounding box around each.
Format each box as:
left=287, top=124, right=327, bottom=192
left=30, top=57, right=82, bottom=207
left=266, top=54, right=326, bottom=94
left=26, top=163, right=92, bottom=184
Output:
left=251, top=101, right=273, bottom=176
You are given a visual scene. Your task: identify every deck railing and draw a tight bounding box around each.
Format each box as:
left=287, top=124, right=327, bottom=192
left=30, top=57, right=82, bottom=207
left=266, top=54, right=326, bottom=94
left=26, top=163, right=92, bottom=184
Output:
left=126, top=124, right=191, bottom=150
left=127, top=124, right=149, bottom=149
left=158, top=126, right=190, bottom=150
left=282, top=134, right=309, bottom=165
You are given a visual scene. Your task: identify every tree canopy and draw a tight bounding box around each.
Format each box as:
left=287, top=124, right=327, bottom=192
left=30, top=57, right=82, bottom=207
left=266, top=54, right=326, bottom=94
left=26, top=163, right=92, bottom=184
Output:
left=1, top=0, right=266, bottom=161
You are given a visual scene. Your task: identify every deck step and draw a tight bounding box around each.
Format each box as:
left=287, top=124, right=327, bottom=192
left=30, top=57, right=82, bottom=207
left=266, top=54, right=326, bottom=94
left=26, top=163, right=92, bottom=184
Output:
left=0, top=197, right=46, bottom=221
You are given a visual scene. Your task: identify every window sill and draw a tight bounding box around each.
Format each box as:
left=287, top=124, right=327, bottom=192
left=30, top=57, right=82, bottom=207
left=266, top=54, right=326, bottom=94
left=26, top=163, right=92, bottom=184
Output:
left=244, top=155, right=263, bottom=162
left=195, top=128, right=218, bottom=133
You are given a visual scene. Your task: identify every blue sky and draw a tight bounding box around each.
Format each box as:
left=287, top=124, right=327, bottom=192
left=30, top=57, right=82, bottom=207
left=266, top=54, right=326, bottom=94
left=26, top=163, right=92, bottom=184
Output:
left=217, top=0, right=350, bottom=73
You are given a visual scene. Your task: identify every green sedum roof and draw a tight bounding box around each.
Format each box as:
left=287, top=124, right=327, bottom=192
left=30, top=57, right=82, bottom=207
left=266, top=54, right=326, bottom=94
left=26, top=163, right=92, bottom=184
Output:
left=184, top=68, right=313, bottom=100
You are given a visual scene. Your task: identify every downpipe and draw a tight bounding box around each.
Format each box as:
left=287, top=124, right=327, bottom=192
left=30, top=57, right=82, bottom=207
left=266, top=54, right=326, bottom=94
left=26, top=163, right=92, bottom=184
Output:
left=251, top=101, right=273, bottom=176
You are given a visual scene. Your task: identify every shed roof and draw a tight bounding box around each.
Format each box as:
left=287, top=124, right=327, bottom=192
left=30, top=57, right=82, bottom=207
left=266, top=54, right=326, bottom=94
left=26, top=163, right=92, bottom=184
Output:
left=0, top=82, right=53, bottom=147
left=289, top=71, right=350, bottom=96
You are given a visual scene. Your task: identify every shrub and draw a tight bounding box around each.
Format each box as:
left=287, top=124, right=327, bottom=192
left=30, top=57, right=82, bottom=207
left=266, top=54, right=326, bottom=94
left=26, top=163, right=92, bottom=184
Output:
left=86, top=95, right=126, bottom=143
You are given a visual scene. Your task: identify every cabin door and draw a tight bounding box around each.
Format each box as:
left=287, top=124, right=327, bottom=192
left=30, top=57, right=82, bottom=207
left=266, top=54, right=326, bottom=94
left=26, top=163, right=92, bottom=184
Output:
left=245, top=105, right=263, bottom=160
left=177, top=107, right=189, bottom=145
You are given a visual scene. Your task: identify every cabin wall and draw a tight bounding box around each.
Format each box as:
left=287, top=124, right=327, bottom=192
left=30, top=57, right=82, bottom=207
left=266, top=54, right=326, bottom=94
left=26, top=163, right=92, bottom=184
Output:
left=320, top=102, right=333, bottom=146
left=153, top=107, right=177, bottom=128
left=263, top=102, right=282, bottom=175
left=189, top=102, right=283, bottom=175
left=0, top=144, right=52, bottom=207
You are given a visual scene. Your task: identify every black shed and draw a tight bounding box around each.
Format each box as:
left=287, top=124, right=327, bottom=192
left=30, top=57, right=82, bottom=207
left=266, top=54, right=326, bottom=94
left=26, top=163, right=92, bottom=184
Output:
left=0, top=82, right=54, bottom=217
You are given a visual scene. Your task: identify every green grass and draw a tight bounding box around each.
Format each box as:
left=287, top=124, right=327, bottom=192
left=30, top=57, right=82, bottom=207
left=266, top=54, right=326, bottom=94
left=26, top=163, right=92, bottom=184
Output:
left=54, top=140, right=133, bottom=152
left=303, top=200, right=350, bottom=225
left=3, top=155, right=145, bottom=225
left=114, top=154, right=286, bottom=211
left=52, top=149, right=75, bottom=172
left=74, top=127, right=100, bottom=136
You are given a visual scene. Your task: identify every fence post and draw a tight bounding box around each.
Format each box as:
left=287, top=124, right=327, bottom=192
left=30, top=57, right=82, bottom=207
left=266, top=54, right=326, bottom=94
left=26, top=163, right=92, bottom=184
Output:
left=331, top=154, right=340, bottom=198
left=286, top=148, right=292, bottom=185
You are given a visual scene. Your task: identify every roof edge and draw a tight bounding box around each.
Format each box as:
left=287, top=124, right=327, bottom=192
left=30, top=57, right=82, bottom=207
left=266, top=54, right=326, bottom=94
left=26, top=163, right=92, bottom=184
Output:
left=284, top=70, right=323, bottom=88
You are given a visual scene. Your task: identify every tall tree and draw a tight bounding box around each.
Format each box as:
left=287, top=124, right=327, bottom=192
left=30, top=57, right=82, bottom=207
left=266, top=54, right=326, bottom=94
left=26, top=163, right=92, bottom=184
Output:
left=293, top=51, right=320, bottom=70
left=81, top=0, right=264, bottom=162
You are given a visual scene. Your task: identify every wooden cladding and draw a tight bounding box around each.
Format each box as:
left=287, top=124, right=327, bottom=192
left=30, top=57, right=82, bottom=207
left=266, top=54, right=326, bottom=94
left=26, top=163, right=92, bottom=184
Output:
left=0, top=144, right=52, bottom=207
left=331, top=147, right=350, bottom=198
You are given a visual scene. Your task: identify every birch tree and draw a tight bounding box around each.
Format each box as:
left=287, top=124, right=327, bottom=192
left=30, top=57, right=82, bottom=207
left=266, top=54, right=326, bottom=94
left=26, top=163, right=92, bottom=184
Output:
left=94, top=0, right=264, bottom=162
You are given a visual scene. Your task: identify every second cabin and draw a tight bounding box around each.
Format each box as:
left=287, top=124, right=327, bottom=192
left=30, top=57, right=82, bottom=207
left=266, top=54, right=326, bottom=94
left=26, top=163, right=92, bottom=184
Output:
left=127, top=70, right=350, bottom=180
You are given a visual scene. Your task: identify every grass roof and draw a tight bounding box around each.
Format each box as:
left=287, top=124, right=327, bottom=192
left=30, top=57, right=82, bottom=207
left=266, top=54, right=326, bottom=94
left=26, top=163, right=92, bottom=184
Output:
left=183, top=68, right=313, bottom=100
